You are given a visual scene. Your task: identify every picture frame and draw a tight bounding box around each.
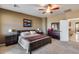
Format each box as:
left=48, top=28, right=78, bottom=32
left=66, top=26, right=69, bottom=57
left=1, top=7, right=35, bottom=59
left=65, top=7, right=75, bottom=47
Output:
left=23, top=19, right=32, bottom=27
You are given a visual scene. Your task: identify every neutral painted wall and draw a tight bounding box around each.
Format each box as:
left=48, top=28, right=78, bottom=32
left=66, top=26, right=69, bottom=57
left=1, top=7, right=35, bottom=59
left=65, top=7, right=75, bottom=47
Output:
left=0, top=9, right=42, bottom=37
left=42, top=18, right=47, bottom=34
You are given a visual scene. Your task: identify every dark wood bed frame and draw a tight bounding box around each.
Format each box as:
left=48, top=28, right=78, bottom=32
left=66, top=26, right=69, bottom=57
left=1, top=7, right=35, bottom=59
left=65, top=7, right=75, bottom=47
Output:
left=29, top=37, right=51, bottom=54
left=17, top=30, right=52, bottom=54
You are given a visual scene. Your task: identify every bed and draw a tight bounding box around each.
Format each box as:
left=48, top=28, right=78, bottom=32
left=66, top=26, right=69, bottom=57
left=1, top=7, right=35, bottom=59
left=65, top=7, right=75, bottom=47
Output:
left=18, top=31, right=51, bottom=54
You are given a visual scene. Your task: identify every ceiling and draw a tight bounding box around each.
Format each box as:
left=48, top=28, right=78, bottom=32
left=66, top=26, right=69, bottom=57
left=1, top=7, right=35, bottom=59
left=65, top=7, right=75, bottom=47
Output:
left=0, top=4, right=79, bottom=18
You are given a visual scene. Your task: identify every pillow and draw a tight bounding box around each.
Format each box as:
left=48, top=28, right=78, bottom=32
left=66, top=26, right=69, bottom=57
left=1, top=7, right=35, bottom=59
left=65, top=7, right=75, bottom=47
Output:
left=30, top=31, right=36, bottom=34
left=21, top=32, right=30, bottom=37
left=23, top=34, right=39, bottom=38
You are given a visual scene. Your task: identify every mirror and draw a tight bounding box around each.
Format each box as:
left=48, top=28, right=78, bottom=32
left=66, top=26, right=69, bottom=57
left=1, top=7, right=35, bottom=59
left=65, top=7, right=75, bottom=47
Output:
left=51, top=22, right=59, bottom=31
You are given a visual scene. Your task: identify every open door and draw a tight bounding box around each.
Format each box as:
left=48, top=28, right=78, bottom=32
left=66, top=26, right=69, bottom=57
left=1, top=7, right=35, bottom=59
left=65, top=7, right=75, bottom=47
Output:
left=60, top=20, right=69, bottom=41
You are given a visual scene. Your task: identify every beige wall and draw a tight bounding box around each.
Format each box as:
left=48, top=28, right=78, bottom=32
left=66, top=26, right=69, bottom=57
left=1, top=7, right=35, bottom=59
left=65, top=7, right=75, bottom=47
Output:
left=0, top=9, right=4, bottom=42
left=66, top=10, right=79, bottom=19
left=0, top=9, right=42, bottom=36
left=0, top=9, right=1, bottom=35
left=42, top=18, right=47, bottom=34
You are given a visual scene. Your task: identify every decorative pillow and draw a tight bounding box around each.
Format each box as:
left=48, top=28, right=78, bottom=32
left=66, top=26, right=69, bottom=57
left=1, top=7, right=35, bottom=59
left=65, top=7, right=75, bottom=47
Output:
left=30, top=31, right=36, bottom=34
left=23, top=34, right=39, bottom=38
left=21, top=32, right=30, bottom=37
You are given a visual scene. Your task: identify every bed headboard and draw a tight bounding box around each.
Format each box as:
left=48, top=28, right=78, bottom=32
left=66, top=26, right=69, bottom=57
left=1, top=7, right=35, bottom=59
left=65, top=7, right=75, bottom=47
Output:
left=17, top=30, right=36, bottom=36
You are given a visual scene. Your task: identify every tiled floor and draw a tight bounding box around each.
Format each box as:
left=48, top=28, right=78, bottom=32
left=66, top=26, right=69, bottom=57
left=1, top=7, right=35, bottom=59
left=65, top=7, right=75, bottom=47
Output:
left=0, top=39, right=79, bottom=54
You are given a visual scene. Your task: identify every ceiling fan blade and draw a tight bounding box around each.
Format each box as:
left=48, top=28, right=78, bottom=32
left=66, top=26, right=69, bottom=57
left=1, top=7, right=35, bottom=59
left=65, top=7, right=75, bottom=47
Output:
left=42, top=12, right=46, bottom=14
left=39, top=9, right=45, bottom=10
left=50, top=11, right=53, bottom=13
left=51, top=7, right=59, bottom=10
left=38, top=4, right=59, bottom=14
left=64, top=9, right=71, bottom=13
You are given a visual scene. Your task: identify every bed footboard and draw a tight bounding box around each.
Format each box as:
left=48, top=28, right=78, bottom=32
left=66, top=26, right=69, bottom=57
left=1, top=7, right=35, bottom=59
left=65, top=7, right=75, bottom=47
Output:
left=29, top=37, right=51, bottom=54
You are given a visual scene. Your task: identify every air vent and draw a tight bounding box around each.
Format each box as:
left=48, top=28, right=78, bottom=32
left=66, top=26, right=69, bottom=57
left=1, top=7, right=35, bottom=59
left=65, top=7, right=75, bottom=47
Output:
left=13, top=4, right=19, bottom=7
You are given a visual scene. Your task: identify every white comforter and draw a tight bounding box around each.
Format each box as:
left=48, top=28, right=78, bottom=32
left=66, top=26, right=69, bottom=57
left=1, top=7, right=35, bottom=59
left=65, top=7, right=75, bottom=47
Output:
left=18, top=36, right=30, bottom=53
left=18, top=33, right=40, bottom=53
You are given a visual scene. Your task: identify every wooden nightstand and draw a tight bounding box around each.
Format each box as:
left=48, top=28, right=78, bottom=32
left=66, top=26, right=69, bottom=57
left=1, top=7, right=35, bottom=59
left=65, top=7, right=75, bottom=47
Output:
left=36, top=31, right=43, bottom=34
left=5, top=34, right=18, bottom=46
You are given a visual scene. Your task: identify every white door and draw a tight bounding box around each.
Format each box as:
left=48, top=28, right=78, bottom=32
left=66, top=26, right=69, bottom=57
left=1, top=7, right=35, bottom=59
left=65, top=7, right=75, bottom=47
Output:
left=60, top=20, right=69, bottom=41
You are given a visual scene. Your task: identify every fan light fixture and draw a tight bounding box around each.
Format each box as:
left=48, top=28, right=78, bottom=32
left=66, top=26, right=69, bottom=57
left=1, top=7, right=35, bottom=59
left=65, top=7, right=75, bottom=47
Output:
left=39, top=4, right=59, bottom=14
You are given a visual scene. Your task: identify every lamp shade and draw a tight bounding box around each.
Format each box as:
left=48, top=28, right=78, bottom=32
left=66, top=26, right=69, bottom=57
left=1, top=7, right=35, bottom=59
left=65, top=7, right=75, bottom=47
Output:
left=8, top=29, right=12, bottom=32
left=37, top=28, right=40, bottom=31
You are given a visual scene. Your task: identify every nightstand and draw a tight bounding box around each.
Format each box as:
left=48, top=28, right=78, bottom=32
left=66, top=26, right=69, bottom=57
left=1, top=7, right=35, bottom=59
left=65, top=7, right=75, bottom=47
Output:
left=5, top=34, right=18, bottom=46
left=36, top=31, right=43, bottom=34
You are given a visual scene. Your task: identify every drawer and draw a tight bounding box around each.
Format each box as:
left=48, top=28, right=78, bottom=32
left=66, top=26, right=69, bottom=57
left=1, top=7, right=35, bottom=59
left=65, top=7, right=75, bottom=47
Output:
left=5, top=34, right=18, bottom=46
left=6, top=40, right=17, bottom=46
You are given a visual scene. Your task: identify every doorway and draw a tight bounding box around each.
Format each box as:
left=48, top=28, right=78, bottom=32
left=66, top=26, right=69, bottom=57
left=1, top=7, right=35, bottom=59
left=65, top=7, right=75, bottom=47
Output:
left=68, top=18, right=79, bottom=42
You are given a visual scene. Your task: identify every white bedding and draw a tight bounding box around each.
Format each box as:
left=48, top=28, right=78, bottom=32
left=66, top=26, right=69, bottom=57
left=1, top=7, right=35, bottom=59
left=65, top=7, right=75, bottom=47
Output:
left=18, top=31, right=41, bottom=53
left=21, top=33, right=39, bottom=38
left=18, top=36, right=30, bottom=53
left=18, top=33, right=40, bottom=53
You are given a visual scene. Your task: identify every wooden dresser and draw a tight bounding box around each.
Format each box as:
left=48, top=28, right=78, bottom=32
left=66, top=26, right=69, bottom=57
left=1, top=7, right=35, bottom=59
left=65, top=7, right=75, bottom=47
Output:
left=5, top=34, right=18, bottom=46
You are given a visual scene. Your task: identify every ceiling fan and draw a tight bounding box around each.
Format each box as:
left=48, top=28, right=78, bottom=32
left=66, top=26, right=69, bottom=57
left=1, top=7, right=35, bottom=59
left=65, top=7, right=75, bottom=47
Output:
left=64, top=9, right=71, bottom=13
left=39, top=4, right=60, bottom=14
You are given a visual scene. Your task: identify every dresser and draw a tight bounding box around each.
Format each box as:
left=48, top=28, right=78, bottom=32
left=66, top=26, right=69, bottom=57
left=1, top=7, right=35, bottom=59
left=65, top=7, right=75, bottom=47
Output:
left=5, top=34, right=18, bottom=46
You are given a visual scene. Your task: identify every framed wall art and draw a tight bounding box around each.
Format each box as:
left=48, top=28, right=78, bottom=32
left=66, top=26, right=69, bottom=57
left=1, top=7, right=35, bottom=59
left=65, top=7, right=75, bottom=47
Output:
left=23, top=19, right=32, bottom=27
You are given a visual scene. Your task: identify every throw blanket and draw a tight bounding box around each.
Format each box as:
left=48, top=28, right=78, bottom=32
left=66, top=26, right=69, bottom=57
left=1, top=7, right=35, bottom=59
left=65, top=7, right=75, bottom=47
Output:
left=21, top=34, right=49, bottom=42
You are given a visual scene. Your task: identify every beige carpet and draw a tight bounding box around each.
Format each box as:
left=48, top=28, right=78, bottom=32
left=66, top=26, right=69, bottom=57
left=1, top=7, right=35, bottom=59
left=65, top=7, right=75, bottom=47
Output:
left=0, top=39, right=79, bottom=54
